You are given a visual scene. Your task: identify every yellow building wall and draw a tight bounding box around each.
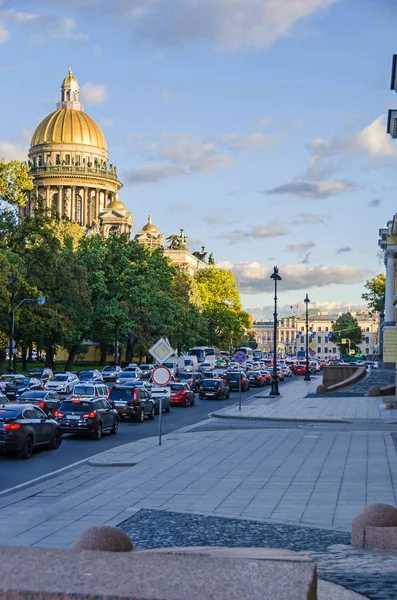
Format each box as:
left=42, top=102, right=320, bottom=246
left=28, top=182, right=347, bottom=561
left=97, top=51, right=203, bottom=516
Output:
left=383, top=327, right=397, bottom=365
left=54, top=345, right=101, bottom=363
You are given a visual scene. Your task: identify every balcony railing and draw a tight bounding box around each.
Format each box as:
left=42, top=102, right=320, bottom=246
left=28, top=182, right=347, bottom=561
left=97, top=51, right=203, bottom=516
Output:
left=28, top=164, right=119, bottom=181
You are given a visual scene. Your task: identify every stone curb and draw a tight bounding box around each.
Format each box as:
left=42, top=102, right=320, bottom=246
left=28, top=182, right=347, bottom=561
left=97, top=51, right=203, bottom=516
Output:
left=209, top=411, right=350, bottom=424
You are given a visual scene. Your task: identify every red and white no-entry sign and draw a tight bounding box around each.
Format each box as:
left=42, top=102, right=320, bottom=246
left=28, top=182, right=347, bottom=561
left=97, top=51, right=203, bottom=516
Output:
left=152, top=365, right=171, bottom=386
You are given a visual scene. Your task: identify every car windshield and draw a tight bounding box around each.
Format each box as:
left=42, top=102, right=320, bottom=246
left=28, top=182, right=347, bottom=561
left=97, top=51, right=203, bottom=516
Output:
left=202, top=380, right=220, bottom=388
left=250, top=372, right=261, bottom=376
left=140, top=365, right=150, bottom=371
left=170, top=384, right=184, bottom=390
left=73, top=385, right=95, bottom=395
left=0, top=408, right=21, bottom=420
left=178, top=373, right=193, bottom=380
left=202, top=372, right=214, bottom=378
left=59, top=400, right=93, bottom=413
left=20, top=391, right=46, bottom=399
left=8, top=377, right=29, bottom=386
left=108, top=388, right=134, bottom=400
left=0, top=375, right=13, bottom=381
left=103, top=367, right=115, bottom=372
left=52, top=375, right=68, bottom=382
left=28, top=370, right=43, bottom=376
left=79, top=372, right=95, bottom=379
left=119, top=372, right=136, bottom=379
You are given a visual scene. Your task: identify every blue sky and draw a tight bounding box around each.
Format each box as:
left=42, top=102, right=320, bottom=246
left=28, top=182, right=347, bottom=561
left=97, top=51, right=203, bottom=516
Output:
left=1, top=0, right=397, bottom=318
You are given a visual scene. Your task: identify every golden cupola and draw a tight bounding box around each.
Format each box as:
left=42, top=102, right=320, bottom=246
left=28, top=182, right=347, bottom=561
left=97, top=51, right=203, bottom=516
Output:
left=30, top=68, right=107, bottom=151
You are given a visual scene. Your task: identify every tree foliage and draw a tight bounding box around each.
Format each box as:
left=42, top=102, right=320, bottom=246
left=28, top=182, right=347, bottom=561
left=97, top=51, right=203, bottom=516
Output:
left=0, top=159, right=33, bottom=207
left=332, top=313, right=363, bottom=355
left=362, top=274, right=385, bottom=313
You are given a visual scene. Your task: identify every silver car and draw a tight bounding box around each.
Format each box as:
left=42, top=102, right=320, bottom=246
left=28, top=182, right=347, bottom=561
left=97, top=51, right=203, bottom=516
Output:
left=45, top=373, right=79, bottom=394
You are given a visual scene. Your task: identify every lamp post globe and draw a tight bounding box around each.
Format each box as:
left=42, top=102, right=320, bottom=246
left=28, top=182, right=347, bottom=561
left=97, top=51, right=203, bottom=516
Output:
left=269, top=266, right=282, bottom=396
left=304, top=293, right=311, bottom=381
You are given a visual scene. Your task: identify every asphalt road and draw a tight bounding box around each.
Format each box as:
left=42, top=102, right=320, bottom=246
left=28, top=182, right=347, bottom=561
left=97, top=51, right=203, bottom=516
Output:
left=0, top=378, right=295, bottom=493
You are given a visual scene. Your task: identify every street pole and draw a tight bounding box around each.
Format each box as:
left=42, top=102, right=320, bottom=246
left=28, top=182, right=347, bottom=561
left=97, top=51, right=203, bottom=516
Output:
left=8, top=274, right=19, bottom=374
left=239, top=364, right=242, bottom=410
left=158, top=397, right=163, bottom=445
left=114, top=322, right=119, bottom=366
left=270, top=266, right=281, bottom=396
left=304, top=293, right=311, bottom=381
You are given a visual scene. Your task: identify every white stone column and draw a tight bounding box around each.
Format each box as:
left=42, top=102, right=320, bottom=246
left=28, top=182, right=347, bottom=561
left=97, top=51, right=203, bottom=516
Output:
left=71, top=186, right=76, bottom=222
left=83, top=187, right=88, bottom=226
left=59, top=186, right=63, bottom=215
left=384, top=249, right=396, bottom=324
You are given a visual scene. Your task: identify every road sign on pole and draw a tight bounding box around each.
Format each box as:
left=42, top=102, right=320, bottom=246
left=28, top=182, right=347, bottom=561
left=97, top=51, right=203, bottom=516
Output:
left=148, top=337, right=174, bottom=364
left=234, top=351, right=246, bottom=364
left=152, top=365, right=171, bottom=386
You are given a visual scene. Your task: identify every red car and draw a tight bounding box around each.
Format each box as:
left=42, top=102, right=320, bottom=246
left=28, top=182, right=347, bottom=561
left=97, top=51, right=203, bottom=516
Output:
left=170, top=383, right=195, bottom=407
left=293, top=364, right=306, bottom=375
left=248, top=371, right=265, bottom=387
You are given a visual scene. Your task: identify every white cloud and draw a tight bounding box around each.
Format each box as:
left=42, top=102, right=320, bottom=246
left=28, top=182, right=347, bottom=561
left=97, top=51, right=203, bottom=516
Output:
left=81, top=82, right=108, bottom=105
left=258, top=116, right=271, bottom=127
left=220, top=222, right=288, bottom=244
left=215, top=132, right=273, bottom=151
left=0, top=140, right=28, bottom=161
left=122, top=0, right=341, bottom=50
left=100, top=118, right=114, bottom=127
left=0, top=21, right=9, bottom=43
left=203, top=215, right=239, bottom=227
left=125, top=164, right=189, bottom=184
left=0, top=9, right=89, bottom=43
left=217, top=261, right=372, bottom=294
left=286, top=241, right=315, bottom=253
left=266, top=180, right=357, bottom=199
left=290, top=212, right=330, bottom=225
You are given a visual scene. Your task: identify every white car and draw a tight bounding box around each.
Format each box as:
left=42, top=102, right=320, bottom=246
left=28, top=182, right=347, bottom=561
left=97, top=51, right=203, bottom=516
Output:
left=45, top=372, right=78, bottom=394
left=0, top=374, right=15, bottom=392
left=122, top=366, right=143, bottom=378
left=116, top=372, right=141, bottom=385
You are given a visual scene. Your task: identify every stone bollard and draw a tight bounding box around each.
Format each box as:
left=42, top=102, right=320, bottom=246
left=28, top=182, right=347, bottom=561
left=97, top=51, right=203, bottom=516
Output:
left=352, top=504, right=397, bottom=548
left=73, top=525, right=133, bottom=552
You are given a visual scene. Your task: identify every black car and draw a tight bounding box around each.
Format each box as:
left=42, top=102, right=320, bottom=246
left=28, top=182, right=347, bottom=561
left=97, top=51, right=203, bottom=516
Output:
left=0, top=404, right=62, bottom=459
left=26, top=368, right=53, bottom=384
left=101, top=365, right=123, bottom=382
left=5, top=377, right=42, bottom=401
left=248, top=371, right=265, bottom=387
left=201, top=371, right=219, bottom=379
left=16, top=390, right=62, bottom=416
left=177, top=372, right=204, bottom=392
left=139, top=364, right=153, bottom=380
left=225, top=372, right=250, bottom=392
left=107, top=385, right=156, bottom=422
left=56, top=397, right=118, bottom=440
left=199, top=379, right=230, bottom=400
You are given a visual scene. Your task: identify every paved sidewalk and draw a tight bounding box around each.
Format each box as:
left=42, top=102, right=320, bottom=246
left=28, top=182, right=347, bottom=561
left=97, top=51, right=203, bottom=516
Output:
left=212, top=377, right=397, bottom=422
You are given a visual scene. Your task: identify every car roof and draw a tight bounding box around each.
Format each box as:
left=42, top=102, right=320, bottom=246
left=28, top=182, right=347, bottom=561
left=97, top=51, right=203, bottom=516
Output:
left=20, top=390, right=47, bottom=397
left=2, top=403, right=33, bottom=410
left=63, top=396, right=98, bottom=403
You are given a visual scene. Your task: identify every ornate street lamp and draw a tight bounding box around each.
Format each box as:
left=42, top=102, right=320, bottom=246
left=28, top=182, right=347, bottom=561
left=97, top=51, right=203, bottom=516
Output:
left=270, top=266, right=281, bottom=396
left=304, top=293, right=311, bottom=381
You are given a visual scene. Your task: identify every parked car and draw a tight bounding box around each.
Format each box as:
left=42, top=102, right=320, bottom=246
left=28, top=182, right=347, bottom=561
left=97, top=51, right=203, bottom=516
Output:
left=293, top=364, right=306, bottom=375
left=77, top=369, right=103, bottom=383
left=201, top=371, right=219, bottom=379
left=101, top=365, right=123, bottom=382
left=72, top=383, right=109, bottom=398
left=247, top=371, right=265, bottom=387
left=16, top=390, right=62, bottom=416
left=281, top=366, right=293, bottom=378
left=5, top=377, right=43, bottom=400
left=199, top=379, right=230, bottom=400
left=149, top=386, right=171, bottom=414
left=138, top=364, right=154, bottom=380
left=0, top=392, right=10, bottom=404
left=122, top=366, right=142, bottom=378
left=26, top=368, right=53, bottom=384
left=198, top=362, right=214, bottom=373
left=107, top=385, right=156, bottom=422
left=260, top=370, right=272, bottom=385
left=225, top=372, right=250, bottom=392
left=0, top=374, right=20, bottom=392
left=116, top=372, right=140, bottom=385
left=170, top=383, right=195, bottom=407
left=55, top=397, right=118, bottom=439
left=177, top=372, right=203, bottom=392
left=44, top=372, right=78, bottom=394
left=0, top=404, right=62, bottom=459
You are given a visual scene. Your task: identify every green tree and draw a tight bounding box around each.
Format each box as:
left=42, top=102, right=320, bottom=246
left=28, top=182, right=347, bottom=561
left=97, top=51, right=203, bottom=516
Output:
left=332, top=313, right=363, bottom=356
left=362, top=274, right=385, bottom=313
left=0, top=159, right=33, bottom=207
left=196, top=268, right=251, bottom=348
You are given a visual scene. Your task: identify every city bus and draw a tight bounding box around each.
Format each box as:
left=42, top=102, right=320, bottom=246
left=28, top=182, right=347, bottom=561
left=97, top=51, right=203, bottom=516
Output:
left=188, top=346, right=216, bottom=366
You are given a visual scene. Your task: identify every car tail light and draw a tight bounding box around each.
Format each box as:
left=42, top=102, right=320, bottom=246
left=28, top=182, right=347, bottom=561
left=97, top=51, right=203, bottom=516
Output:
left=83, top=411, right=96, bottom=419
left=4, top=423, right=21, bottom=430
left=54, top=411, right=64, bottom=418
left=37, top=401, right=45, bottom=407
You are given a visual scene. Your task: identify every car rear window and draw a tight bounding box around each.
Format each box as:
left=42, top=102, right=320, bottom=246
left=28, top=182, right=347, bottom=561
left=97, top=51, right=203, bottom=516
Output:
left=118, top=372, right=136, bottom=379
left=0, top=408, right=21, bottom=419
left=250, top=372, right=261, bottom=376
left=108, top=388, right=134, bottom=400
left=19, top=391, right=46, bottom=399
left=79, top=372, right=94, bottom=379
left=202, top=380, right=219, bottom=388
left=170, top=384, right=184, bottom=390
left=59, top=401, right=93, bottom=412
left=73, top=385, right=95, bottom=395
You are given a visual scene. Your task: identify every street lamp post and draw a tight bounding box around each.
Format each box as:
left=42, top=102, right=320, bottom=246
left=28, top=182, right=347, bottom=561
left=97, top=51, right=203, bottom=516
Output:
left=304, top=293, right=311, bottom=381
left=8, top=274, right=46, bottom=374
left=270, top=266, right=281, bottom=396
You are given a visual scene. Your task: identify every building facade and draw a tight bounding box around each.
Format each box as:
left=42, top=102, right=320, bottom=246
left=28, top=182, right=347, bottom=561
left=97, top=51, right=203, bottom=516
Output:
left=379, top=215, right=397, bottom=366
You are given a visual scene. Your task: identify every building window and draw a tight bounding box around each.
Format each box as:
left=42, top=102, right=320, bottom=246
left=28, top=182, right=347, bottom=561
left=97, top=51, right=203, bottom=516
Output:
left=318, top=336, right=321, bottom=343
left=366, top=327, right=370, bottom=332
left=366, top=337, right=369, bottom=344
left=55, top=154, right=60, bottom=165
left=318, top=347, right=321, bottom=353
left=318, top=327, right=322, bottom=332
left=333, top=348, right=336, bottom=353
left=325, top=327, right=329, bottom=332
left=75, top=155, right=81, bottom=165
left=300, top=346, right=304, bottom=351
left=324, top=348, right=328, bottom=353
left=65, top=154, right=70, bottom=165
left=366, top=348, right=369, bottom=354
left=301, top=327, right=304, bottom=332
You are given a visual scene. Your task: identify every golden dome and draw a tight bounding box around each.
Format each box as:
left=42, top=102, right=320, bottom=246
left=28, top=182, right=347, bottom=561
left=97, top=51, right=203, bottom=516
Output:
left=62, top=69, right=78, bottom=89
left=107, top=197, right=126, bottom=210
left=141, top=215, right=159, bottom=233
left=31, top=109, right=107, bottom=151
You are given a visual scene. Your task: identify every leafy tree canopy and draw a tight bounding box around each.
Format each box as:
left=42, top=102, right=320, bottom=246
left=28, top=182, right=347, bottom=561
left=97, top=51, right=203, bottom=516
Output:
left=0, top=160, right=33, bottom=207
left=362, top=274, right=385, bottom=313
left=332, top=312, right=363, bottom=355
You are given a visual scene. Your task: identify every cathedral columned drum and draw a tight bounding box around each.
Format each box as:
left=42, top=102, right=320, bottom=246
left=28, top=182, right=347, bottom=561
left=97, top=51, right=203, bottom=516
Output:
left=23, top=69, right=133, bottom=237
